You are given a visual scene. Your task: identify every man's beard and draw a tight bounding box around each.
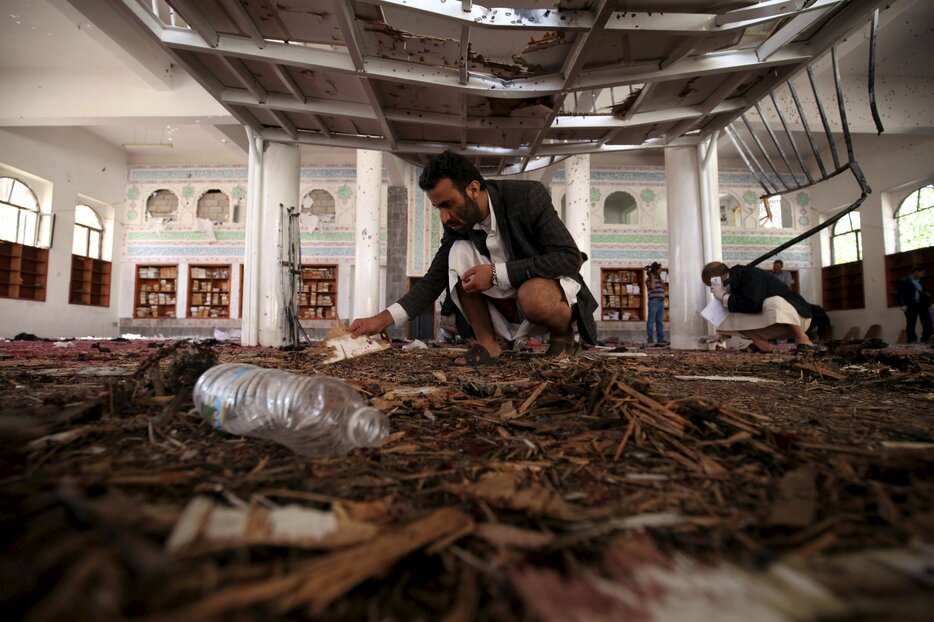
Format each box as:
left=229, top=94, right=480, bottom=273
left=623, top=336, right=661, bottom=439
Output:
left=460, top=193, right=484, bottom=229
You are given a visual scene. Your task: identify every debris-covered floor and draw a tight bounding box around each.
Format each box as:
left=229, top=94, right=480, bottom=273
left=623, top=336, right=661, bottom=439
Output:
left=2, top=338, right=933, bottom=620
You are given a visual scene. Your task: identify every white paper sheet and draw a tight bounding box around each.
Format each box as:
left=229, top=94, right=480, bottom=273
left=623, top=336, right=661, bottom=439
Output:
left=700, top=298, right=729, bottom=328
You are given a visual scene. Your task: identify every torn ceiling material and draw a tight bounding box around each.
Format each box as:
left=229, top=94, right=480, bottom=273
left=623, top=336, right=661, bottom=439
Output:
left=106, top=0, right=887, bottom=174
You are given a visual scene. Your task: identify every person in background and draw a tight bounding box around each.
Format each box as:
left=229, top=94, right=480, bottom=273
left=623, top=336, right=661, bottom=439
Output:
left=771, top=259, right=793, bottom=288
left=645, top=262, right=667, bottom=347
left=702, top=261, right=815, bottom=353
left=896, top=265, right=932, bottom=343
left=350, top=150, right=597, bottom=365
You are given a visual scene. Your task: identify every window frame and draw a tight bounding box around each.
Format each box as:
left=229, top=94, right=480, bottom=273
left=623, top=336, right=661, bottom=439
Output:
left=830, top=211, right=862, bottom=265
left=0, top=176, right=41, bottom=246
left=73, top=204, right=104, bottom=259
left=894, top=184, right=934, bottom=253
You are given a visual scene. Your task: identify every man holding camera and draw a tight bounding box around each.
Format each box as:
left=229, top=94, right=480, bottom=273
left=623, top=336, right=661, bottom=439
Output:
left=645, top=262, right=667, bottom=346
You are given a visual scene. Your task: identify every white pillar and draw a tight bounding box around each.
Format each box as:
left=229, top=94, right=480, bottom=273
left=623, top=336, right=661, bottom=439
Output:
left=241, top=128, right=263, bottom=346
left=698, top=132, right=722, bottom=265
left=565, top=154, right=592, bottom=287
left=256, top=141, right=300, bottom=346
left=353, top=149, right=383, bottom=319
left=665, top=147, right=708, bottom=350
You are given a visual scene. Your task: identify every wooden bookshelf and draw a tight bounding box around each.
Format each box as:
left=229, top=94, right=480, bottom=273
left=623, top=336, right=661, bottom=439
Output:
left=821, top=261, right=864, bottom=311
left=134, top=264, right=178, bottom=318
left=884, top=246, right=934, bottom=307
left=188, top=264, right=231, bottom=319
left=600, top=268, right=646, bottom=321
left=299, top=264, right=337, bottom=319
left=0, top=240, right=48, bottom=301
left=69, top=255, right=111, bottom=307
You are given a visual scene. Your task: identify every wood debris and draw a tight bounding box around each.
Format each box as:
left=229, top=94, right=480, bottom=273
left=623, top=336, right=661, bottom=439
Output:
left=0, top=338, right=932, bottom=619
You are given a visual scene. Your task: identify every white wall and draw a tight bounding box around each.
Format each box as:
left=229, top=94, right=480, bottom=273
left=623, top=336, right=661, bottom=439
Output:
left=0, top=127, right=127, bottom=338
left=808, top=133, right=934, bottom=342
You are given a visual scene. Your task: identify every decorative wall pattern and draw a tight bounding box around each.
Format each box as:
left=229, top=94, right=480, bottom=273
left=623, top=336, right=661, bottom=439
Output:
left=550, top=166, right=813, bottom=269
left=124, top=163, right=815, bottom=307
left=123, top=165, right=363, bottom=266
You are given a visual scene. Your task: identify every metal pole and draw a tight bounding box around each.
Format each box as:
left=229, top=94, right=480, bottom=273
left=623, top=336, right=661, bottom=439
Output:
left=787, top=80, right=828, bottom=178
left=807, top=66, right=841, bottom=170
left=770, top=91, right=814, bottom=185
left=740, top=113, right=789, bottom=192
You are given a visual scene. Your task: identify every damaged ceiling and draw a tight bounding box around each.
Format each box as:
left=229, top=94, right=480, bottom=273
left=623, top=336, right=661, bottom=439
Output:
left=107, top=0, right=887, bottom=174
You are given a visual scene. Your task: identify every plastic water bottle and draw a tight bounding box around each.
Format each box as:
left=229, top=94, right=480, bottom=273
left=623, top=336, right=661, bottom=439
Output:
left=193, top=363, right=389, bottom=458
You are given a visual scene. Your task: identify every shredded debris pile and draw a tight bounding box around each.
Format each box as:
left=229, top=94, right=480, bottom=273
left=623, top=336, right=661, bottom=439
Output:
left=1, top=339, right=932, bottom=620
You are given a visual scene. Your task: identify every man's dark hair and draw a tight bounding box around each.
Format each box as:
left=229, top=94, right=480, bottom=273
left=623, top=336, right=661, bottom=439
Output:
left=418, top=150, right=487, bottom=194
left=773, top=259, right=784, bottom=267
left=911, top=264, right=925, bottom=273
left=701, top=261, right=729, bottom=286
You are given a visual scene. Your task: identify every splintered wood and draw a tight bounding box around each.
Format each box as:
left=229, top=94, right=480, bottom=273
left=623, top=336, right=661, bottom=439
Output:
left=1, top=338, right=933, bottom=620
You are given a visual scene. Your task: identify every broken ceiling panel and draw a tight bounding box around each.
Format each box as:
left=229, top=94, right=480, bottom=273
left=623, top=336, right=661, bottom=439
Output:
left=119, top=0, right=888, bottom=174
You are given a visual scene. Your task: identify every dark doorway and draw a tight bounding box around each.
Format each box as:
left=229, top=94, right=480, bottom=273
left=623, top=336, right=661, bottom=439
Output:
left=407, top=277, right=435, bottom=341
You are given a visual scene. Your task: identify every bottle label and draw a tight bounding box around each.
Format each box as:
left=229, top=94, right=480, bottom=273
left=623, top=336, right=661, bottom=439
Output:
left=201, top=365, right=255, bottom=429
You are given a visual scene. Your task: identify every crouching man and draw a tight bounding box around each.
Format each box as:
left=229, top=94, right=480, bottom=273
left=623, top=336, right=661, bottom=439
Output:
left=701, top=261, right=815, bottom=353
left=350, top=150, right=597, bottom=365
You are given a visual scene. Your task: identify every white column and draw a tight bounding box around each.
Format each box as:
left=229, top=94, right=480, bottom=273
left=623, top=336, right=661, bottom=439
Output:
left=353, top=149, right=383, bottom=319
left=665, top=147, right=708, bottom=350
left=565, top=154, right=592, bottom=287
left=698, top=132, right=722, bottom=265
left=241, top=128, right=263, bottom=346
left=256, top=141, right=300, bottom=346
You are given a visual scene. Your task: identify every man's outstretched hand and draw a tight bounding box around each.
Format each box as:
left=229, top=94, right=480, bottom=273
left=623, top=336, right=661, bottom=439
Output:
left=349, top=310, right=393, bottom=338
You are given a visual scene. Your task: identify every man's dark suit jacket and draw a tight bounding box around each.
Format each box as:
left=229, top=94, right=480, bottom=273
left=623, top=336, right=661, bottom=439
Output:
left=396, top=179, right=598, bottom=344
left=727, top=265, right=812, bottom=318
left=897, top=275, right=931, bottom=308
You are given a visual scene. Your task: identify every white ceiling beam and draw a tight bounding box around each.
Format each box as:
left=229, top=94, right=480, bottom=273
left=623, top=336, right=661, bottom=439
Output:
left=60, top=0, right=175, bottom=90
left=270, top=63, right=332, bottom=137
left=168, top=0, right=219, bottom=47
left=458, top=24, right=470, bottom=85
left=524, top=0, right=615, bottom=169
left=219, top=56, right=267, bottom=102
left=356, top=0, right=845, bottom=34
left=217, top=0, right=265, bottom=48
left=665, top=71, right=752, bottom=140
left=330, top=0, right=398, bottom=150
left=571, top=46, right=809, bottom=93
left=659, top=36, right=701, bottom=70
left=262, top=129, right=388, bottom=151
left=270, top=64, right=304, bottom=103
left=621, top=82, right=656, bottom=122
left=222, top=89, right=374, bottom=120
left=704, top=0, right=889, bottom=136
left=269, top=109, right=298, bottom=140
left=162, top=28, right=356, bottom=72
left=716, top=0, right=809, bottom=26
left=756, top=5, right=833, bottom=61
left=160, top=27, right=812, bottom=99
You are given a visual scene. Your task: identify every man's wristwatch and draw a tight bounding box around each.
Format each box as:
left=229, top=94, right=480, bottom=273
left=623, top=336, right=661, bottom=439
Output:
left=490, top=263, right=499, bottom=287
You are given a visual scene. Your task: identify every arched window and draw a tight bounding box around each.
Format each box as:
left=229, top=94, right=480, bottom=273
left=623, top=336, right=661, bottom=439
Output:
left=604, top=191, right=637, bottom=225
left=196, top=189, right=230, bottom=223
left=895, top=184, right=934, bottom=252
left=301, top=189, right=336, bottom=223
left=758, top=196, right=793, bottom=229
left=146, top=189, right=178, bottom=219
left=73, top=205, right=103, bottom=259
left=719, top=193, right=741, bottom=227
left=0, top=177, right=40, bottom=245
left=831, top=211, right=862, bottom=264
